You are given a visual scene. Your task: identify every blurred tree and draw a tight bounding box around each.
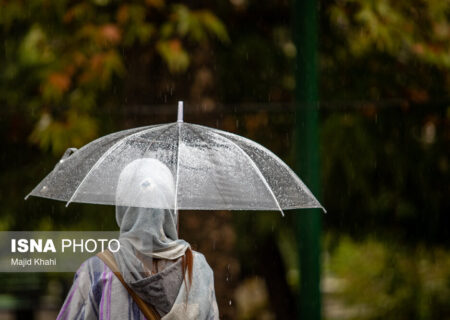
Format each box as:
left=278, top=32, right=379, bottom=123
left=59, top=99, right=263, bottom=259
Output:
left=0, top=0, right=228, bottom=155
left=326, top=236, right=450, bottom=320
left=321, top=0, right=450, bottom=102
left=319, top=0, right=450, bottom=245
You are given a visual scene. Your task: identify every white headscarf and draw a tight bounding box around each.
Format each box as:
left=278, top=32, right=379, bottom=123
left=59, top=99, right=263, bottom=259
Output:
left=111, top=158, right=219, bottom=319
left=113, top=158, right=189, bottom=283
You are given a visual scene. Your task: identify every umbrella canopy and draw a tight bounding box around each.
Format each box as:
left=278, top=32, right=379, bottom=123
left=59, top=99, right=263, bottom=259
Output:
left=26, top=102, right=325, bottom=215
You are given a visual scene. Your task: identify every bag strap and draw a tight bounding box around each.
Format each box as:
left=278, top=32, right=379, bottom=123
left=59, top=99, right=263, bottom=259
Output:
left=97, top=250, right=161, bottom=320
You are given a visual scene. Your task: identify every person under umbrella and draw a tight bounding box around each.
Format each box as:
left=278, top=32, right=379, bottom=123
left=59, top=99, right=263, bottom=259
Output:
left=57, top=158, right=219, bottom=319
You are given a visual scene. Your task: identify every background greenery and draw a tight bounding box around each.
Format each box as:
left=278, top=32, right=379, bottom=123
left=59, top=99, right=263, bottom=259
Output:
left=0, top=0, right=449, bottom=319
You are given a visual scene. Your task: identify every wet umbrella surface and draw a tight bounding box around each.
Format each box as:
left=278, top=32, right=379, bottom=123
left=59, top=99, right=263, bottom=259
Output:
left=26, top=102, right=324, bottom=215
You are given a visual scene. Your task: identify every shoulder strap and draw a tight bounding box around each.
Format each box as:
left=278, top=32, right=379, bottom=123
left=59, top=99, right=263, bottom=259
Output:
left=97, top=250, right=161, bottom=320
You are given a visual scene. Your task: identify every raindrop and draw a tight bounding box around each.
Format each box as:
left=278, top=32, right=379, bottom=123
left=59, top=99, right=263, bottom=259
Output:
left=141, top=180, right=152, bottom=189
left=228, top=300, right=232, bottom=306
left=225, top=263, right=231, bottom=282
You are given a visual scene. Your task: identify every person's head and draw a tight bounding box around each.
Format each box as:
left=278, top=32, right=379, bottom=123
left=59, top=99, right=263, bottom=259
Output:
left=116, top=158, right=175, bottom=209
left=115, top=158, right=179, bottom=243
left=115, top=158, right=192, bottom=286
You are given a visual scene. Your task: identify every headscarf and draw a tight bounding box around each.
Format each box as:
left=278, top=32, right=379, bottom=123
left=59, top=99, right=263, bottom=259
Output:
left=113, top=158, right=189, bottom=283
left=111, top=158, right=219, bottom=319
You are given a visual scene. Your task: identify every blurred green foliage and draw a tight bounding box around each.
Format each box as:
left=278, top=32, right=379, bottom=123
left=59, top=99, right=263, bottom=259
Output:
left=326, top=236, right=450, bottom=320
left=329, top=0, right=450, bottom=67
left=321, top=0, right=450, bottom=104
left=0, top=0, right=227, bottom=155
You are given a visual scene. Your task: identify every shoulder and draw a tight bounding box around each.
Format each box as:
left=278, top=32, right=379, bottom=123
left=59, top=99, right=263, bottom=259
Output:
left=78, top=255, right=106, bottom=274
left=192, top=251, right=208, bottom=264
left=73, top=256, right=110, bottom=301
left=192, top=251, right=214, bottom=276
left=73, top=255, right=107, bottom=285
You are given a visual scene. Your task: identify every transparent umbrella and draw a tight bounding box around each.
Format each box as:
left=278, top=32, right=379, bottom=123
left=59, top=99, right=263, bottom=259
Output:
left=26, top=102, right=325, bottom=215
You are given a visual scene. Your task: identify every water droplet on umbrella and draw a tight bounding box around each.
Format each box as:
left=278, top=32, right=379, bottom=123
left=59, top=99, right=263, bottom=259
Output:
left=141, top=180, right=152, bottom=189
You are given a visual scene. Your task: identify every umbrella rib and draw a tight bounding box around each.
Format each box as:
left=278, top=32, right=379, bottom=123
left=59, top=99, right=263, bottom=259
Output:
left=122, top=125, right=177, bottom=208
left=186, top=125, right=230, bottom=208
left=174, top=123, right=182, bottom=214
left=66, top=123, right=173, bottom=206
left=201, top=124, right=325, bottom=212
left=208, top=130, right=285, bottom=216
